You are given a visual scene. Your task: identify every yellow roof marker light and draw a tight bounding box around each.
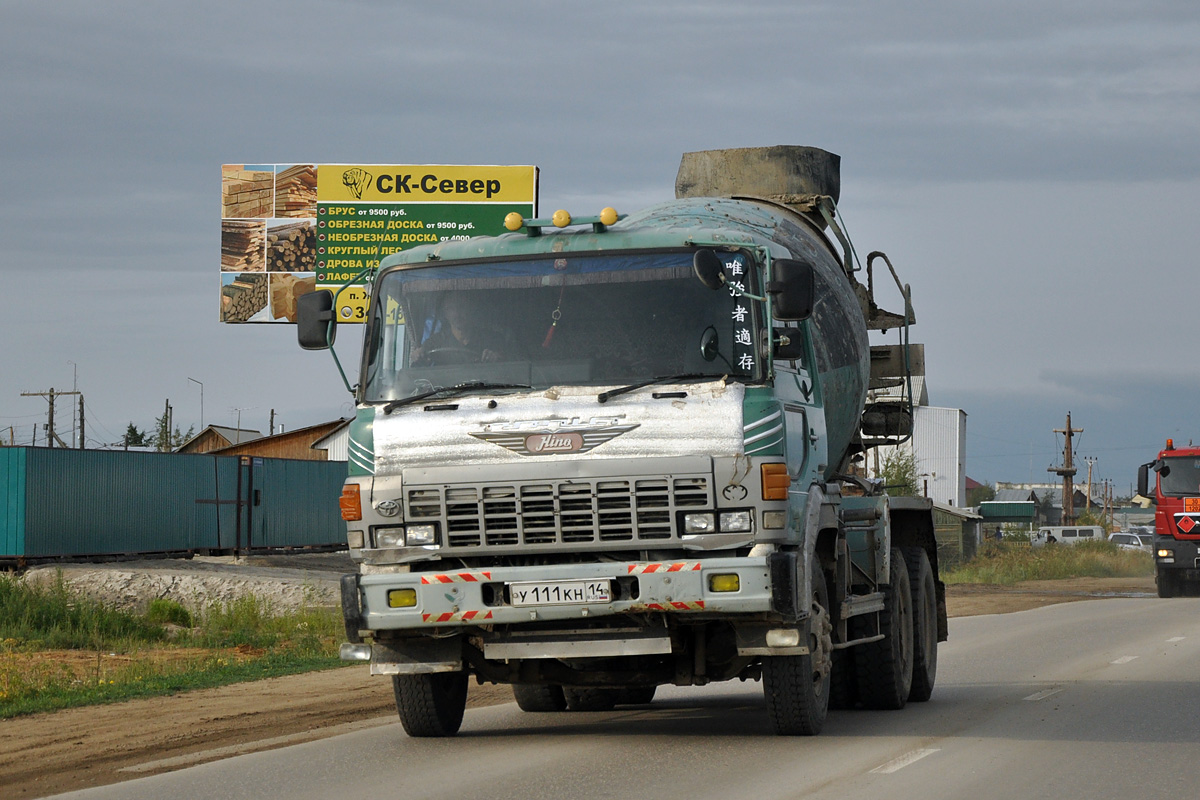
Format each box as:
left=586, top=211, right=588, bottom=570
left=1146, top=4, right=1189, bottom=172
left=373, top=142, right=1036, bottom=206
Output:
left=504, top=211, right=525, bottom=232
left=502, top=208, right=625, bottom=237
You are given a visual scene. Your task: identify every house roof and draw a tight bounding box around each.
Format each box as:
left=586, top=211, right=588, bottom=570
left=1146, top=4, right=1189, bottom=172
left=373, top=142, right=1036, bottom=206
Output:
left=176, top=425, right=263, bottom=452
left=995, top=488, right=1037, bottom=503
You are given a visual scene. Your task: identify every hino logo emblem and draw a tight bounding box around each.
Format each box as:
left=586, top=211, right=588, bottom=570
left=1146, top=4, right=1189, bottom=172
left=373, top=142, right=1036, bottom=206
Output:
left=470, top=417, right=639, bottom=456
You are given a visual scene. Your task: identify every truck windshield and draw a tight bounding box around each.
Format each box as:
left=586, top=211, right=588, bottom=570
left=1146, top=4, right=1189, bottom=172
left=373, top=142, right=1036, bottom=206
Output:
left=1160, top=456, right=1200, bottom=497
left=362, top=250, right=761, bottom=402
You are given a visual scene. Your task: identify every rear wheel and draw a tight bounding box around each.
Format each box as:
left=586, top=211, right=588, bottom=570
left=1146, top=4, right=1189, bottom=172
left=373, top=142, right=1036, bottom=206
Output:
left=762, top=562, right=832, bottom=735
left=616, top=686, right=657, bottom=705
left=903, top=546, right=938, bottom=702
left=392, top=672, right=468, bottom=737
left=854, top=547, right=913, bottom=710
left=563, top=687, right=619, bottom=711
left=1157, top=568, right=1178, bottom=598
left=512, top=683, right=567, bottom=712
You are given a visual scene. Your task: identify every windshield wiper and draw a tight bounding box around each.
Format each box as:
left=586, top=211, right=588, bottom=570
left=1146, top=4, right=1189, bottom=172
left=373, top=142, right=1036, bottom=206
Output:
left=384, top=381, right=532, bottom=413
left=597, top=373, right=728, bottom=404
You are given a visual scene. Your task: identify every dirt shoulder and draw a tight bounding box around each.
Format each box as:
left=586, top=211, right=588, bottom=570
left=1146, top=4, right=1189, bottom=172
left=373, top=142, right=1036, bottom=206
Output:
left=1, top=575, right=1156, bottom=799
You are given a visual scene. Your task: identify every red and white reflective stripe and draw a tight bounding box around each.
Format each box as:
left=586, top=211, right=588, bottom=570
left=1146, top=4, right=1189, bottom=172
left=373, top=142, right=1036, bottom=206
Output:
left=420, top=571, right=493, bottom=584
left=644, top=600, right=705, bottom=612
left=627, top=562, right=701, bottom=575
left=421, top=610, right=494, bottom=624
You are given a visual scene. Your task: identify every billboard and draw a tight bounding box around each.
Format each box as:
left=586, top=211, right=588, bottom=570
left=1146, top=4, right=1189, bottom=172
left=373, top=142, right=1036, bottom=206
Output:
left=219, top=163, right=538, bottom=323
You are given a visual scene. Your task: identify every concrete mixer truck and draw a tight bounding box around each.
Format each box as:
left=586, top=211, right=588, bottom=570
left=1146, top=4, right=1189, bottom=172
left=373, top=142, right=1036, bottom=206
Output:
left=298, top=146, right=945, bottom=737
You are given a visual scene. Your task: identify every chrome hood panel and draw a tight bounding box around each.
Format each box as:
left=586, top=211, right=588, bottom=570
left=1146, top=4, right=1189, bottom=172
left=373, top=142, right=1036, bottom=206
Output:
left=373, top=381, right=745, bottom=476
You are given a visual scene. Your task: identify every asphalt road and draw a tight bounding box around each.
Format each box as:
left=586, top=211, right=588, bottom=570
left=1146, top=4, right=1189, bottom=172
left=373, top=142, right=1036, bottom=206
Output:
left=54, top=597, right=1200, bottom=800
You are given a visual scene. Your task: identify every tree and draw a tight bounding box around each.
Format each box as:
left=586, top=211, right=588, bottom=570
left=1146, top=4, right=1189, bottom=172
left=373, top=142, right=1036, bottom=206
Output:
left=879, top=449, right=918, bottom=496
left=966, top=482, right=995, bottom=507
left=149, top=409, right=194, bottom=452
left=122, top=423, right=149, bottom=449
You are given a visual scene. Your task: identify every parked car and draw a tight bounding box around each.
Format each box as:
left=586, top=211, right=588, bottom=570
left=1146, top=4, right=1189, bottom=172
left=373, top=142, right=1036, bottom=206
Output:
left=1030, top=526, right=1104, bottom=547
left=1108, top=531, right=1153, bottom=552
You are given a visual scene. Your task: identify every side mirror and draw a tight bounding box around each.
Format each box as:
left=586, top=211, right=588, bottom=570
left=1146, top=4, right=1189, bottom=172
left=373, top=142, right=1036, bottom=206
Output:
left=693, top=249, right=726, bottom=290
left=768, top=258, right=815, bottom=321
left=297, top=290, right=336, bottom=350
left=1137, top=463, right=1150, bottom=497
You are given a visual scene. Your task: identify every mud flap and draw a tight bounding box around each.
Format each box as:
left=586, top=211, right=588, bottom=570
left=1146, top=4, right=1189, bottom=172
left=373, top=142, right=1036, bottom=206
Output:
left=340, top=573, right=363, bottom=643
left=372, top=637, right=463, bottom=675
left=768, top=551, right=801, bottom=624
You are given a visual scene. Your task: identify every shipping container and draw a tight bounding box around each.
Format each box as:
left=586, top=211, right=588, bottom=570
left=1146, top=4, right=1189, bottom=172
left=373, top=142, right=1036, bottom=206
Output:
left=0, top=447, right=345, bottom=564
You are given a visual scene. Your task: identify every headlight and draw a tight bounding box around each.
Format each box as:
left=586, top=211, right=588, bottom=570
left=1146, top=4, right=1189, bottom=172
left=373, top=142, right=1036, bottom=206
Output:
left=720, top=511, right=752, bottom=532
left=405, top=524, right=438, bottom=546
left=684, top=513, right=716, bottom=533
left=375, top=527, right=406, bottom=548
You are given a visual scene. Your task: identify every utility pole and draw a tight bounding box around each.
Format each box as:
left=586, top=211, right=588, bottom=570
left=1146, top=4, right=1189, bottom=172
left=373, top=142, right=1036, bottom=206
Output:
left=1048, top=412, right=1082, bottom=526
left=22, top=388, right=81, bottom=449
left=78, top=395, right=85, bottom=449
left=269, top=408, right=276, bottom=436
left=1083, top=456, right=1097, bottom=511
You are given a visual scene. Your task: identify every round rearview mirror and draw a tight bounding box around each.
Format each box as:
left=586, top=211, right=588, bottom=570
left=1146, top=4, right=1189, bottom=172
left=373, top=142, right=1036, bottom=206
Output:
left=700, top=326, right=719, bottom=361
left=693, top=249, right=726, bottom=290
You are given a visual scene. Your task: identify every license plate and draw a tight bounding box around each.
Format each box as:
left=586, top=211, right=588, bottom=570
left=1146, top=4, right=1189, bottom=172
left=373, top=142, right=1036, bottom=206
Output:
left=1186, top=498, right=1200, bottom=513
left=508, top=579, right=612, bottom=607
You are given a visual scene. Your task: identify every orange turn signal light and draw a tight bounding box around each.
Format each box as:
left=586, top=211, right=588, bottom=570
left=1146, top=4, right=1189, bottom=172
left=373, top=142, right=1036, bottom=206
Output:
left=761, top=463, right=791, bottom=501
left=339, top=484, right=363, bottom=521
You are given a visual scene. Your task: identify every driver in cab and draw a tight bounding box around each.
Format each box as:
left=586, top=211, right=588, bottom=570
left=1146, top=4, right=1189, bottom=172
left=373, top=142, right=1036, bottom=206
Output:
left=410, top=293, right=506, bottom=365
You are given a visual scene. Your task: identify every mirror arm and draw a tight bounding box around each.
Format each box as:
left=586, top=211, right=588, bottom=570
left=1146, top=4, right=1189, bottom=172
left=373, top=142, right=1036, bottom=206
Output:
left=327, top=265, right=374, bottom=396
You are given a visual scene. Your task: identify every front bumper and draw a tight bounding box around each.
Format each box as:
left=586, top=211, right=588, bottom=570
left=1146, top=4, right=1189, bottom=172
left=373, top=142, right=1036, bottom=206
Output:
left=1157, top=538, right=1200, bottom=577
left=345, top=556, right=786, bottom=633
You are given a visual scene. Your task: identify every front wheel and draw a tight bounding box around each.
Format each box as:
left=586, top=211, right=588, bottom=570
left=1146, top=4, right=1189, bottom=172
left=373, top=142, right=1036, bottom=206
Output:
left=1157, top=568, right=1178, bottom=598
left=393, top=672, right=468, bottom=737
left=762, top=562, right=832, bottom=735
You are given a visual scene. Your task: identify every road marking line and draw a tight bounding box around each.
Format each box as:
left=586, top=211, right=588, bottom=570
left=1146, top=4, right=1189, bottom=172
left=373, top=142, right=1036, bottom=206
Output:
left=870, top=748, right=940, bottom=774
left=1111, top=655, right=1138, bottom=664
left=1167, top=637, right=1185, bottom=643
left=1024, top=688, right=1062, bottom=702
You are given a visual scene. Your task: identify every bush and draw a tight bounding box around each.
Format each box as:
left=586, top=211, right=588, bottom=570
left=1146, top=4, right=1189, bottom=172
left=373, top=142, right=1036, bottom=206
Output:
left=942, top=540, right=1153, bottom=585
left=145, top=599, right=192, bottom=628
left=0, top=573, right=167, bottom=650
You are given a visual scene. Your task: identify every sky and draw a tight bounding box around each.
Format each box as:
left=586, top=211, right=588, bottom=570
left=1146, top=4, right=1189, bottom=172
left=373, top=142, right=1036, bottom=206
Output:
left=1, top=1, right=1197, bottom=493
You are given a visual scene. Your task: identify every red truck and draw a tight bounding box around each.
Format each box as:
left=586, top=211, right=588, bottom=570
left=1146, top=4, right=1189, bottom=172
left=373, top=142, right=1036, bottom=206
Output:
left=1138, top=439, right=1200, bottom=597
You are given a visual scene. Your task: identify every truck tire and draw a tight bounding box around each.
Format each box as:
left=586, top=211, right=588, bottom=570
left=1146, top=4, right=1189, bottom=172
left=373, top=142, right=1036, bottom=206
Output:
left=902, top=546, right=938, bottom=703
left=762, top=562, right=832, bottom=735
left=853, top=547, right=913, bottom=710
left=392, top=672, right=468, bottom=737
left=1157, top=568, right=1178, bottom=598
left=512, top=683, right=567, bottom=712
left=616, top=686, right=657, bottom=705
left=563, top=687, right=619, bottom=711
left=827, top=648, right=858, bottom=710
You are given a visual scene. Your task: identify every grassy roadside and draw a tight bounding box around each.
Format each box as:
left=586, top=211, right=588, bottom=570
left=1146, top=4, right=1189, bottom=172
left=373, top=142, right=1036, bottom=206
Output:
left=0, top=572, right=345, bottom=718
left=941, top=540, right=1154, bottom=586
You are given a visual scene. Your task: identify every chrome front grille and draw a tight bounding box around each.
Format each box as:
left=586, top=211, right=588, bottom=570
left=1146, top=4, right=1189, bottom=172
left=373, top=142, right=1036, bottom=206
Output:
left=406, top=475, right=711, bottom=550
